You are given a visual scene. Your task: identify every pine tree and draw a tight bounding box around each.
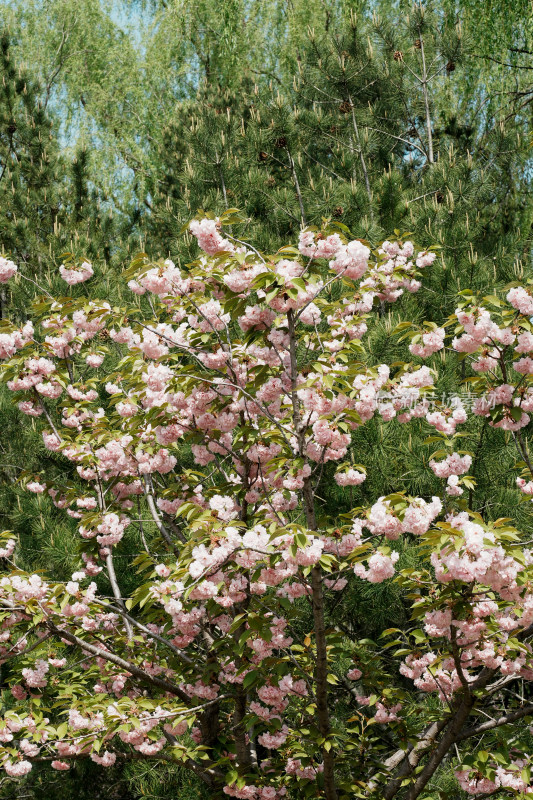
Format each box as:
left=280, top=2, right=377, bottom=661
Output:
left=0, top=32, right=63, bottom=287
left=0, top=33, right=134, bottom=312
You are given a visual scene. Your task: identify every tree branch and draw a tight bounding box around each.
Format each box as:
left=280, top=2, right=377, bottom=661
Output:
left=457, top=704, right=533, bottom=740
left=46, top=622, right=192, bottom=704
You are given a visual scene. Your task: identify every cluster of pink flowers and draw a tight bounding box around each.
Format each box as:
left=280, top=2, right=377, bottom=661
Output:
left=0, top=539, right=16, bottom=559
left=507, top=286, right=533, bottom=316
left=59, top=261, right=94, bottom=285
left=409, top=327, right=446, bottom=358
left=446, top=297, right=533, bottom=436
left=329, top=239, right=370, bottom=280
left=425, top=401, right=468, bottom=436
left=353, top=550, right=400, bottom=583
left=430, top=452, right=472, bottom=495
left=429, top=452, right=472, bottom=478
left=257, top=724, right=289, bottom=749
left=373, top=701, right=402, bottom=723
left=298, top=229, right=342, bottom=260
left=21, top=659, right=49, bottom=689
left=0, top=256, right=17, bottom=283
left=430, top=513, right=523, bottom=596
left=0, top=320, right=33, bottom=360
left=285, top=758, right=322, bottom=780
left=4, top=760, right=32, bottom=777
left=334, top=468, right=366, bottom=487
left=471, top=383, right=530, bottom=431
left=517, top=476, right=533, bottom=496
left=189, top=218, right=235, bottom=255
left=86, top=352, right=104, bottom=368
left=456, top=761, right=533, bottom=796
left=224, top=784, right=287, bottom=799
left=79, top=513, right=131, bottom=548
left=347, top=666, right=362, bottom=680
left=364, top=495, right=442, bottom=539
left=51, top=760, right=71, bottom=770
left=26, top=480, right=46, bottom=494
left=359, top=241, right=435, bottom=303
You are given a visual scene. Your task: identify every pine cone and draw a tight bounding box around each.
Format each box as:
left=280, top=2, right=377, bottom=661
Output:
left=338, top=100, right=352, bottom=114
left=258, top=151, right=269, bottom=161
left=446, top=60, right=456, bottom=73
left=436, top=191, right=444, bottom=203
left=393, top=50, right=404, bottom=62
left=414, top=39, right=422, bottom=49
left=274, top=136, right=287, bottom=149
left=333, top=206, right=344, bottom=217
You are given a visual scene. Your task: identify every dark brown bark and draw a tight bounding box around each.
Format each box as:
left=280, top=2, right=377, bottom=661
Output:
left=381, top=718, right=449, bottom=800
left=233, top=689, right=252, bottom=770
left=404, top=694, right=473, bottom=800
left=311, top=564, right=337, bottom=800
left=287, top=308, right=337, bottom=800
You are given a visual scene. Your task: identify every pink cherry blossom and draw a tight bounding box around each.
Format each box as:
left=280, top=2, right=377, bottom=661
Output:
left=0, top=256, right=17, bottom=282
left=59, top=261, right=94, bottom=285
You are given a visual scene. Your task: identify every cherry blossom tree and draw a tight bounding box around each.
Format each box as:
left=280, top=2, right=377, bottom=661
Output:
left=0, top=213, right=533, bottom=799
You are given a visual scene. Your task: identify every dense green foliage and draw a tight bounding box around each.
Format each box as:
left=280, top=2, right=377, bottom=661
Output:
left=0, top=1, right=532, bottom=797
